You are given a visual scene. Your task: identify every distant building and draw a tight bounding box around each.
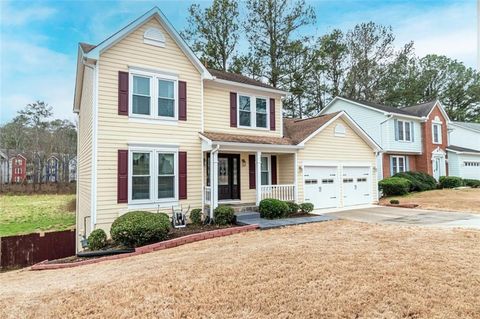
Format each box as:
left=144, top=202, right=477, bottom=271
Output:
left=10, top=154, right=27, bottom=183
left=69, top=157, right=77, bottom=182
left=45, top=156, right=59, bottom=182
left=0, top=150, right=8, bottom=184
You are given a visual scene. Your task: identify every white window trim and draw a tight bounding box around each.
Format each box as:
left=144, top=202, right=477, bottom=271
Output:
left=128, top=146, right=179, bottom=205
left=237, top=93, right=270, bottom=130
left=260, top=155, right=272, bottom=185
left=390, top=155, right=407, bottom=175
left=396, top=120, right=413, bottom=142
left=128, top=68, right=178, bottom=122
left=432, top=123, right=442, bottom=144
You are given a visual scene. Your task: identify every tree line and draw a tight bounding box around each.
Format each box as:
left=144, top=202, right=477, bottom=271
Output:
left=182, top=0, right=480, bottom=121
left=0, top=101, right=77, bottom=187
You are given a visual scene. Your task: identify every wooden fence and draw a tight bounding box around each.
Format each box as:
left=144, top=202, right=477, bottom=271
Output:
left=0, top=229, right=76, bottom=269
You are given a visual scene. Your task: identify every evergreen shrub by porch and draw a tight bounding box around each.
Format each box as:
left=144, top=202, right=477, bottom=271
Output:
left=213, top=205, right=235, bottom=225
left=87, top=229, right=108, bottom=251
left=439, top=176, right=464, bottom=189
left=464, top=179, right=480, bottom=188
left=190, top=208, right=203, bottom=225
left=299, top=203, right=314, bottom=213
left=110, top=211, right=170, bottom=247
left=393, top=171, right=437, bottom=192
left=259, top=198, right=289, bottom=219
left=285, top=201, right=299, bottom=216
left=379, top=177, right=411, bottom=196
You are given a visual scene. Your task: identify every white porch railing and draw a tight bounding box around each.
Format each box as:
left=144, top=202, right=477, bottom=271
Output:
left=204, top=186, right=211, bottom=204
left=260, top=184, right=295, bottom=201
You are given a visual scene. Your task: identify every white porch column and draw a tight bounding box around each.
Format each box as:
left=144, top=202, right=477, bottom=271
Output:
left=294, top=152, right=298, bottom=203
left=209, top=149, right=219, bottom=219
left=256, top=151, right=262, bottom=205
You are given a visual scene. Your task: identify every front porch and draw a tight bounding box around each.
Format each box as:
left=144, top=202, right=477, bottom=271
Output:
left=200, top=134, right=301, bottom=219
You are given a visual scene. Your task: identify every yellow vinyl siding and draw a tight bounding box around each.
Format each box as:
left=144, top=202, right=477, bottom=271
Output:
left=203, top=82, right=282, bottom=137
left=76, top=65, right=94, bottom=248
left=95, top=17, right=203, bottom=231
left=278, top=154, right=295, bottom=184
left=297, top=117, right=378, bottom=203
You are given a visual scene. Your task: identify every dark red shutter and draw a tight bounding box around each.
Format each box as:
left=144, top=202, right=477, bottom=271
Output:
left=179, top=81, right=187, bottom=121
left=249, top=154, right=256, bottom=189
left=269, top=98, right=276, bottom=130
left=230, top=92, right=237, bottom=127
left=179, top=151, right=187, bottom=199
left=118, top=71, right=129, bottom=115
left=117, top=150, right=128, bottom=203
left=271, top=155, right=277, bottom=185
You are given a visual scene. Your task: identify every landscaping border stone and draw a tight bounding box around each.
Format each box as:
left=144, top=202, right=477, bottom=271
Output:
left=30, top=224, right=259, bottom=271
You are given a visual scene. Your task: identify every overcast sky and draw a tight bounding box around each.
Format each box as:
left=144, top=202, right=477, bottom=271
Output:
left=0, top=0, right=477, bottom=124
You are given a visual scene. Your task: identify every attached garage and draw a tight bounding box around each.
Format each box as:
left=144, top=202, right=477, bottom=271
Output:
left=447, top=146, right=480, bottom=180
left=284, top=111, right=381, bottom=211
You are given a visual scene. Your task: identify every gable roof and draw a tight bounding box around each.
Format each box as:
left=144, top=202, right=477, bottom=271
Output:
left=335, top=97, right=416, bottom=117
left=208, top=68, right=276, bottom=90
left=401, top=101, right=437, bottom=117
left=447, top=145, right=480, bottom=154
left=451, top=121, right=480, bottom=133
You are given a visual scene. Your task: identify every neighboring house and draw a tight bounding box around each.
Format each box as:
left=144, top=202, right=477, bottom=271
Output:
left=10, top=154, right=27, bottom=183
left=45, top=155, right=59, bottom=182
left=69, top=157, right=77, bottom=182
left=73, top=7, right=381, bottom=250
left=447, top=122, right=480, bottom=180
left=0, top=150, right=8, bottom=184
left=320, top=97, right=450, bottom=181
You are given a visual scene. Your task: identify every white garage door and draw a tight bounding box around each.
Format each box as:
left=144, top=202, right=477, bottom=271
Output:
left=303, top=166, right=338, bottom=209
left=342, top=166, right=371, bottom=207
left=463, top=160, right=480, bottom=179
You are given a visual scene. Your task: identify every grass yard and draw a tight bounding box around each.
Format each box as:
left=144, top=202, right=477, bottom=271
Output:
left=380, top=188, right=480, bottom=214
left=0, top=194, right=75, bottom=237
left=1, top=220, right=479, bottom=318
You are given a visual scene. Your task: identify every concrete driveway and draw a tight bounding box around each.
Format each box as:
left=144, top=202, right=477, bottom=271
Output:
left=325, top=206, right=480, bottom=229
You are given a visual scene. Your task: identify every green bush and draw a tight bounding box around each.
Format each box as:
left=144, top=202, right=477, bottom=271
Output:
left=259, top=198, right=289, bottom=219
left=214, top=205, right=235, bottom=225
left=464, top=179, right=480, bottom=188
left=379, top=177, right=411, bottom=196
left=393, top=171, right=437, bottom=192
left=284, top=201, right=299, bottom=216
left=110, top=211, right=170, bottom=247
left=87, top=229, right=108, bottom=251
left=439, top=176, right=464, bottom=189
left=390, top=199, right=400, bottom=205
left=190, top=208, right=203, bottom=225
left=299, top=203, right=314, bottom=213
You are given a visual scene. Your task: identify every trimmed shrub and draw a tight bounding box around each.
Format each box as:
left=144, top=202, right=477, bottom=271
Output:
left=190, top=208, right=203, bottom=225
left=110, top=211, right=170, bottom=247
left=299, top=203, right=314, bottom=213
left=379, top=177, right=411, bottom=196
left=87, top=229, right=108, bottom=251
left=214, top=205, right=235, bottom=225
left=464, top=179, right=480, bottom=188
left=259, top=198, right=289, bottom=219
left=439, top=176, right=464, bottom=189
left=285, top=201, right=299, bottom=216
left=390, top=199, right=400, bottom=205
left=393, top=171, right=437, bottom=192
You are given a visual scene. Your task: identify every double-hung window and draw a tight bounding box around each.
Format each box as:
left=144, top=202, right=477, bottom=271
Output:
left=130, top=69, right=177, bottom=120
left=130, top=147, right=177, bottom=204
left=396, top=120, right=413, bottom=142
left=432, top=123, right=442, bottom=144
left=261, top=156, right=270, bottom=185
left=391, top=155, right=407, bottom=175
left=238, top=94, right=269, bottom=129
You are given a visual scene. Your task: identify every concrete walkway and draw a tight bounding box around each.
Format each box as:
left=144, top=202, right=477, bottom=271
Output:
left=325, top=206, right=480, bottom=229
left=236, top=212, right=335, bottom=229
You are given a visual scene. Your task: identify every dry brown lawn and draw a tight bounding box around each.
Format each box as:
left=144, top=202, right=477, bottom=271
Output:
left=1, top=220, right=480, bottom=319
left=380, top=188, right=480, bottom=214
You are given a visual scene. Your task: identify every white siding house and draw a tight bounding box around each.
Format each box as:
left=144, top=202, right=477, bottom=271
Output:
left=447, top=122, right=480, bottom=180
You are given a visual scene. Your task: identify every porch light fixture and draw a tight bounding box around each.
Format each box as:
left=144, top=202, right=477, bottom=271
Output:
left=242, top=159, right=246, bottom=167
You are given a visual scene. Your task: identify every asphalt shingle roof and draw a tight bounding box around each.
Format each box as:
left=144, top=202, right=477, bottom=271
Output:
left=207, top=68, right=277, bottom=90
left=447, top=145, right=480, bottom=154
left=453, top=121, right=480, bottom=132
left=401, top=101, right=438, bottom=117
left=340, top=97, right=415, bottom=116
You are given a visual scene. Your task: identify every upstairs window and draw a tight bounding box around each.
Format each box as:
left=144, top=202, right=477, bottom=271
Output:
left=238, top=94, right=269, bottom=129
left=432, top=123, right=442, bottom=144
left=130, top=69, right=177, bottom=120
left=395, top=119, right=413, bottom=142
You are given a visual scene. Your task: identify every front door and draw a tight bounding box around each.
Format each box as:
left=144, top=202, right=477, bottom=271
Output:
left=432, top=156, right=442, bottom=181
left=218, top=154, right=240, bottom=200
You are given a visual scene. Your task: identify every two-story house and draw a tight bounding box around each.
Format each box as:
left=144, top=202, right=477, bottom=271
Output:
left=447, top=122, right=480, bottom=180
left=10, top=154, right=27, bottom=183
left=320, top=97, right=450, bottom=180
left=73, top=7, right=382, bottom=250
left=44, top=155, right=59, bottom=183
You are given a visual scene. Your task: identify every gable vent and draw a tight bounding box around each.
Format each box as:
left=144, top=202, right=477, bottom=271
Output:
left=144, top=27, right=165, bottom=47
